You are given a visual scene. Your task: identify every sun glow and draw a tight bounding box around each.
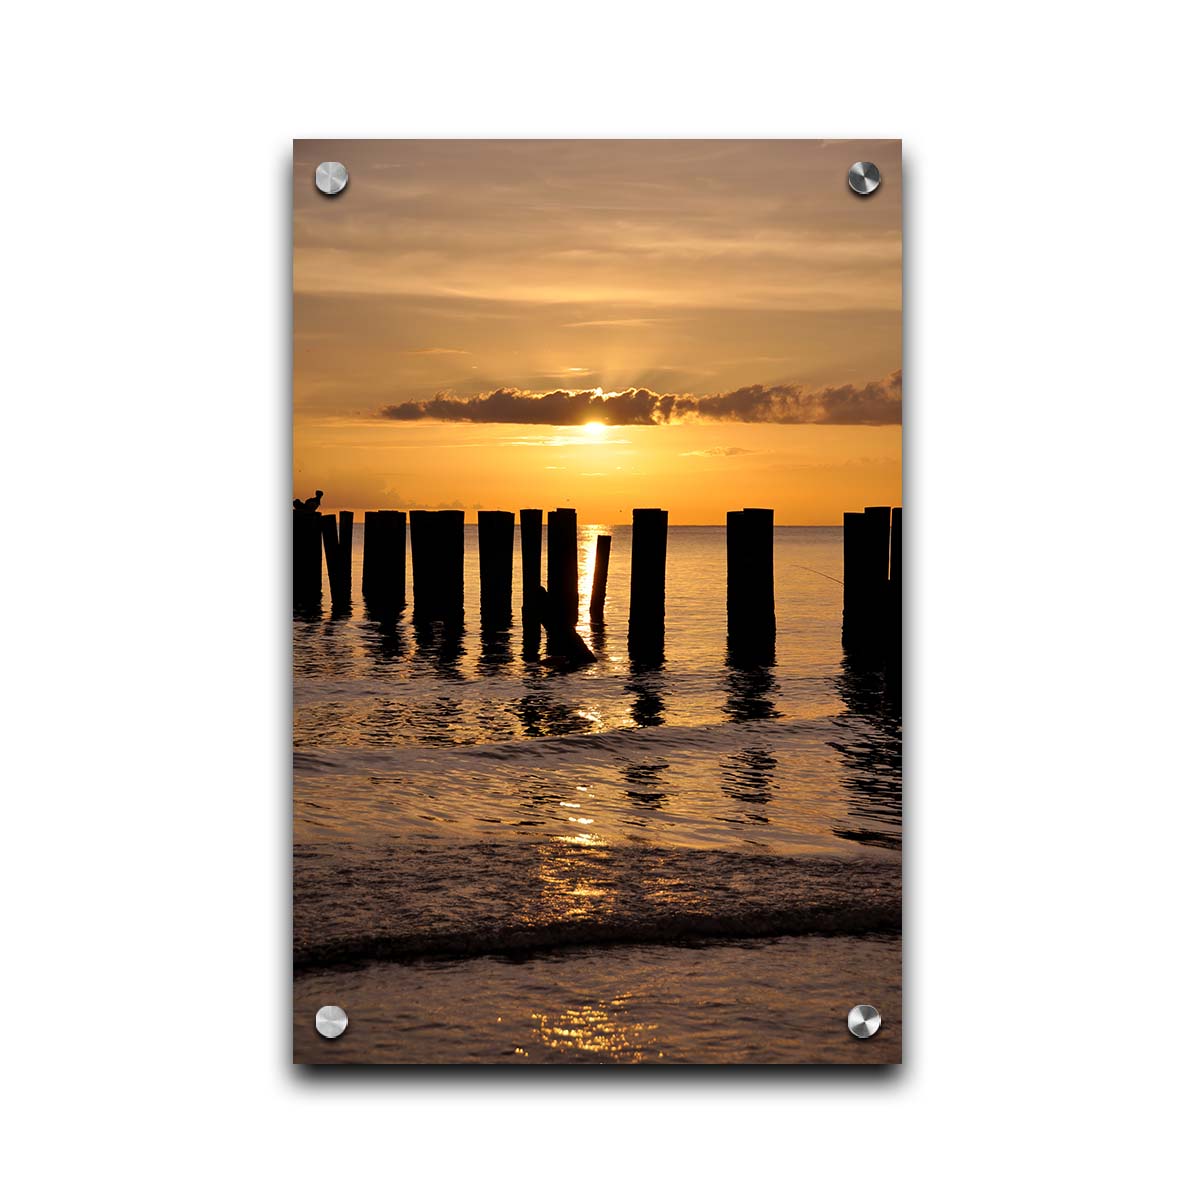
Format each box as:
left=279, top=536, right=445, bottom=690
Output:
left=582, top=421, right=607, bottom=439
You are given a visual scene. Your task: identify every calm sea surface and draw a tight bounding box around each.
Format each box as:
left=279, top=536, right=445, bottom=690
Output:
left=294, top=525, right=901, bottom=1064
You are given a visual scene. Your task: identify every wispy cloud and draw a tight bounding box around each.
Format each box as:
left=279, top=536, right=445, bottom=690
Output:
left=561, top=317, right=678, bottom=328
left=682, top=446, right=753, bottom=457
left=379, top=370, right=901, bottom=426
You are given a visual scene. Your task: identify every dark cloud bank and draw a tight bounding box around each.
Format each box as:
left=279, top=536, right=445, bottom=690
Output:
left=379, top=369, right=901, bottom=426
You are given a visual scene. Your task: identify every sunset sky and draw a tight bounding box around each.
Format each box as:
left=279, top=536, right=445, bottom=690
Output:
left=294, top=139, right=901, bottom=524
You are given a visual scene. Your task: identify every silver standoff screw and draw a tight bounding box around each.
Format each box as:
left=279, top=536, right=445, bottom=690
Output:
left=315, top=1004, right=349, bottom=1039
left=847, top=161, right=881, bottom=196
left=847, top=1004, right=882, bottom=1038
left=315, top=162, right=349, bottom=196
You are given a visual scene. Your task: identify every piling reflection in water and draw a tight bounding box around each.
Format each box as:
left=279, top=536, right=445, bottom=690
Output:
left=515, top=678, right=598, bottom=739
left=626, top=666, right=666, bottom=728
left=723, top=654, right=781, bottom=723
left=478, top=626, right=513, bottom=675
left=413, top=617, right=466, bottom=682
left=362, top=612, right=408, bottom=671
left=294, top=526, right=902, bottom=854
left=721, top=652, right=780, bottom=818
left=830, top=650, right=901, bottom=849
left=624, top=760, right=668, bottom=809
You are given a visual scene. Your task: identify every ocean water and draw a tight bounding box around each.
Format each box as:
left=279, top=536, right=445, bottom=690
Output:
left=294, top=525, right=901, bottom=1064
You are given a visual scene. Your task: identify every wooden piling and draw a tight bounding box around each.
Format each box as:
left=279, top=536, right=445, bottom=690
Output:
left=546, top=508, right=578, bottom=627
left=292, top=509, right=323, bottom=607
left=477, top=510, right=514, bottom=628
left=519, top=509, right=543, bottom=656
left=889, top=507, right=902, bottom=592
left=338, top=510, right=354, bottom=603
left=320, top=514, right=350, bottom=610
left=843, top=506, right=892, bottom=646
left=437, top=510, right=465, bottom=623
left=362, top=510, right=405, bottom=612
left=889, top=506, right=902, bottom=652
left=362, top=511, right=380, bottom=600
left=589, top=533, right=612, bottom=623
left=726, top=508, right=775, bottom=655
left=863, top=506, right=891, bottom=591
left=409, top=510, right=435, bottom=619
left=629, top=509, right=668, bottom=658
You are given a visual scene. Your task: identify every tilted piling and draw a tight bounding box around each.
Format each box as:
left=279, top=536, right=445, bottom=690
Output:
left=589, top=533, right=612, bottom=623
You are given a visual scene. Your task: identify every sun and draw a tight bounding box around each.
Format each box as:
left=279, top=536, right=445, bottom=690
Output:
left=582, top=421, right=607, bottom=440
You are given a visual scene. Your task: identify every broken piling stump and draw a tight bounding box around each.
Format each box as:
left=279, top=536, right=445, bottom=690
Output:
left=533, top=584, right=596, bottom=667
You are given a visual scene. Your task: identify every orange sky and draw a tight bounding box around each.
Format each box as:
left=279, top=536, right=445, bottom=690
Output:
left=294, top=139, right=901, bottom=523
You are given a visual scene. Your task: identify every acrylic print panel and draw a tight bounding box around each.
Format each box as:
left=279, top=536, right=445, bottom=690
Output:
left=292, top=139, right=902, bottom=1065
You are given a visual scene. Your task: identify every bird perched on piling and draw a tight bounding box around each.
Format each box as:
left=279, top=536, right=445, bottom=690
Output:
left=301, top=490, right=324, bottom=512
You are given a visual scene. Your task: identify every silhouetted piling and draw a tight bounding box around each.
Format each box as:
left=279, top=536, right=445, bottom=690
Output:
left=589, top=533, right=612, bottom=623
left=726, top=508, right=775, bottom=658
left=843, top=506, right=893, bottom=649
left=546, top=508, right=578, bottom=627
left=362, top=511, right=379, bottom=599
left=411, top=509, right=464, bottom=622
left=292, top=510, right=323, bottom=608
left=339, top=511, right=354, bottom=593
left=409, top=510, right=435, bottom=619
left=519, top=509, right=543, bottom=657
left=889, top=507, right=902, bottom=591
left=320, top=511, right=353, bottom=610
left=477, top=510, right=514, bottom=628
left=629, top=509, right=668, bottom=660
left=864, top=506, right=891, bottom=587
left=889, top=507, right=902, bottom=651
left=362, top=510, right=406, bottom=612
left=438, top=510, right=465, bottom=623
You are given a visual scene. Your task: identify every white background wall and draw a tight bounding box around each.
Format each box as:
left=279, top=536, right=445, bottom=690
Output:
left=4, top=3, right=1197, bottom=1195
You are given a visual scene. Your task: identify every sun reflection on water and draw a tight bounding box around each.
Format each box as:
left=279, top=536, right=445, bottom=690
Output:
left=524, top=839, right=615, bottom=921
left=527, top=995, right=660, bottom=1062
